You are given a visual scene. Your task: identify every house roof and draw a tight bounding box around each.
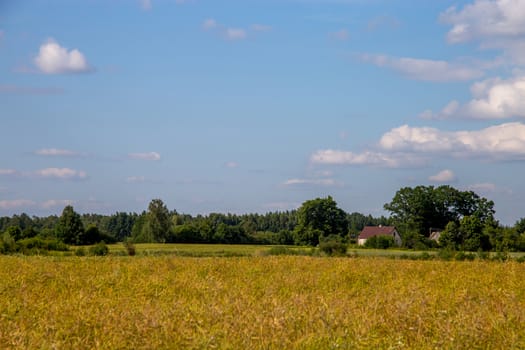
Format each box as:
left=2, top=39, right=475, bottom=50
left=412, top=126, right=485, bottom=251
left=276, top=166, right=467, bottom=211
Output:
left=358, top=226, right=397, bottom=239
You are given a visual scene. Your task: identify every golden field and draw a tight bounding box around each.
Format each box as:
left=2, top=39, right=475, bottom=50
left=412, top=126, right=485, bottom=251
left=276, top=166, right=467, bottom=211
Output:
left=1, top=255, right=524, bottom=349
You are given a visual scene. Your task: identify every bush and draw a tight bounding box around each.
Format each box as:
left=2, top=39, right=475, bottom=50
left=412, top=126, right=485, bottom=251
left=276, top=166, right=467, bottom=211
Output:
left=437, top=248, right=455, bottom=261
left=75, top=247, right=86, bottom=256
left=0, top=237, right=68, bottom=255
left=516, top=255, right=525, bottom=263
left=319, top=240, right=348, bottom=256
left=456, top=252, right=476, bottom=261
left=124, top=241, right=136, bottom=256
left=89, top=241, right=109, bottom=256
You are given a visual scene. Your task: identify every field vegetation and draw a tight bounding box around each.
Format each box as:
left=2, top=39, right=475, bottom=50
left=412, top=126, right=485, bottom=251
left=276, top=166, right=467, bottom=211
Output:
left=1, top=255, right=524, bottom=349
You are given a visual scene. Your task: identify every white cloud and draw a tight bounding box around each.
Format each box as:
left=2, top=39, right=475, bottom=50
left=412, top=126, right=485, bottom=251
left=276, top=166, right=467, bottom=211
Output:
left=380, top=122, right=525, bottom=160
left=283, top=178, right=342, bottom=187
left=423, top=75, right=525, bottom=119
left=128, top=152, right=161, bottom=161
left=311, top=122, right=525, bottom=168
left=34, top=168, right=88, bottom=180
left=468, top=182, right=498, bottom=193
left=34, top=38, right=91, bottom=74
left=360, top=54, right=484, bottom=82
left=0, top=199, right=36, bottom=210
left=429, top=169, right=456, bottom=183
left=203, top=19, right=270, bottom=41
left=0, top=169, right=18, bottom=176
left=225, top=28, right=247, bottom=40
left=310, top=149, right=424, bottom=168
left=330, top=29, right=350, bottom=41
left=40, top=199, right=74, bottom=209
left=440, top=0, right=525, bottom=64
left=34, top=148, right=82, bottom=157
left=440, top=0, right=525, bottom=44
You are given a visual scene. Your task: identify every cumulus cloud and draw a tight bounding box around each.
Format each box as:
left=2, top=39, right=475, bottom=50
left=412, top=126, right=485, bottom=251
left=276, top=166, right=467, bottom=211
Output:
left=34, top=148, right=83, bottom=157
left=310, top=150, right=424, bottom=168
left=283, top=178, right=342, bottom=187
left=34, top=38, right=91, bottom=74
left=440, top=0, right=525, bottom=44
left=203, top=18, right=269, bottom=41
left=128, top=152, right=161, bottom=161
left=0, top=199, right=36, bottom=210
left=34, top=168, right=88, bottom=180
left=440, top=0, right=525, bottom=64
left=429, top=169, right=456, bottom=183
left=380, top=122, right=525, bottom=160
left=359, top=54, right=484, bottom=82
left=422, top=75, right=525, bottom=120
left=311, top=122, right=525, bottom=168
left=330, top=29, right=350, bottom=41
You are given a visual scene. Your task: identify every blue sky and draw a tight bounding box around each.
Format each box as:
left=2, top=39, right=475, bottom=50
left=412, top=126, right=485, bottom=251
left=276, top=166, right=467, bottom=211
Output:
left=1, top=0, right=525, bottom=224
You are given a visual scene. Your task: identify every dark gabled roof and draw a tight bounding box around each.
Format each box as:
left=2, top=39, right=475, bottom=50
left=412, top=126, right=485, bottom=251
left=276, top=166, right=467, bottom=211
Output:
left=358, top=226, right=397, bottom=239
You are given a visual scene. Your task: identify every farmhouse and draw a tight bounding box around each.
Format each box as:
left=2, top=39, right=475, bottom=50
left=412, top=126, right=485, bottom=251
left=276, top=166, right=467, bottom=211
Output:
left=358, top=225, right=402, bottom=246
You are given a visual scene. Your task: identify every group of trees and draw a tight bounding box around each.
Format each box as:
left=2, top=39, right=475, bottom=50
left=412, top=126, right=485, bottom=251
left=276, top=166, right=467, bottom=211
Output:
left=2, top=184, right=525, bottom=252
left=383, top=185, right=525, bottom=252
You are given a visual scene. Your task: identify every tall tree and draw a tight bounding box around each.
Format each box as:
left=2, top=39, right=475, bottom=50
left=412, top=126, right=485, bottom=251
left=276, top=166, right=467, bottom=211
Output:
left=384, top=185, right=495, bottom=236
left=55, top=205, right=85, bottom=245
left=294, top=196, right=348, bottom=246
left=144, top=199, right=171, bottom=243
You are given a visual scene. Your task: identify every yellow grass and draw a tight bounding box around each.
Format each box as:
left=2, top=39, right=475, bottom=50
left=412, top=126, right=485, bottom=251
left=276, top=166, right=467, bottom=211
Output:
left=1, top=256, right=524, bottom=349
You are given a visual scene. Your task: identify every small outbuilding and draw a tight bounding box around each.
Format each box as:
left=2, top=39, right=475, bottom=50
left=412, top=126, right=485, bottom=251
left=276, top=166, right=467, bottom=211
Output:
left=358, top=225, right=402, bottom=246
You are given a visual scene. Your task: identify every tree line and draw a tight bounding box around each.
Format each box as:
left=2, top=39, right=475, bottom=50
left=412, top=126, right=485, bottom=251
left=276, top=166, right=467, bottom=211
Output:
left=2, top=185, right=525, bottom=253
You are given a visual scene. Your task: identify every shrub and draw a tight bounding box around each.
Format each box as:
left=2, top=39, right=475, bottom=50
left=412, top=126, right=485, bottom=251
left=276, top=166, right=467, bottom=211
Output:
left=124, top=241, right=136, bottom=256
left=437, top=248, right=455, bottom=261
left=75, top=247, right=86, bottom=256
left=319, top=236, right=348, bottom=256
left=89, top=241, right=109, bottom=256
left=9, top=237, right=68, bottom=255
left=516, top=255, right=525, bottom=263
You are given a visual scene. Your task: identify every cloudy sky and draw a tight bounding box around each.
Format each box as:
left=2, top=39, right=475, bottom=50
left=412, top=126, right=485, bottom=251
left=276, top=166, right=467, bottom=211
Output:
left=1, top=0, right=525, bottom=224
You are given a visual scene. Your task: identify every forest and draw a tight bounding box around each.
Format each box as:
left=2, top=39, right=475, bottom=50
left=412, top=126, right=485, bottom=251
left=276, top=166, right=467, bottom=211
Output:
left=1, top=185, right=525, bottom=254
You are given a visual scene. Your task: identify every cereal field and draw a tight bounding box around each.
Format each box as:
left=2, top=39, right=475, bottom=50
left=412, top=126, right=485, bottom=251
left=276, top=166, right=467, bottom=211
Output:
left=1, top=255, right=524, bottom=349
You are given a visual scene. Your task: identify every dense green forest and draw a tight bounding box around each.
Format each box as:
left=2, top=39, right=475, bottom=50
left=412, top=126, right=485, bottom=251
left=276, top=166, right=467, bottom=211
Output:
left=1, top=185, right=525, bottom=254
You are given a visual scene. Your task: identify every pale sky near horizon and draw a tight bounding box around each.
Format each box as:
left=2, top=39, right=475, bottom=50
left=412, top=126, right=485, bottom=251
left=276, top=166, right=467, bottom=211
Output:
left=1, top=0, right=525, bottom=225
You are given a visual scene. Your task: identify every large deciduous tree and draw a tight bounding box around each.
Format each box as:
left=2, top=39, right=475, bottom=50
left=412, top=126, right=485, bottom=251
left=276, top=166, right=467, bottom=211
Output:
left=384, top=185, right=495, bottom=236
left=294, top=196, right=348, bottom=246
left=55, top=205, right=85, bottom=245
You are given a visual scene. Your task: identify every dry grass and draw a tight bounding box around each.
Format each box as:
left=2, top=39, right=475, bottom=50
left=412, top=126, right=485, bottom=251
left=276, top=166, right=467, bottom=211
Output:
left=1, top=256, right=524, bottom=349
